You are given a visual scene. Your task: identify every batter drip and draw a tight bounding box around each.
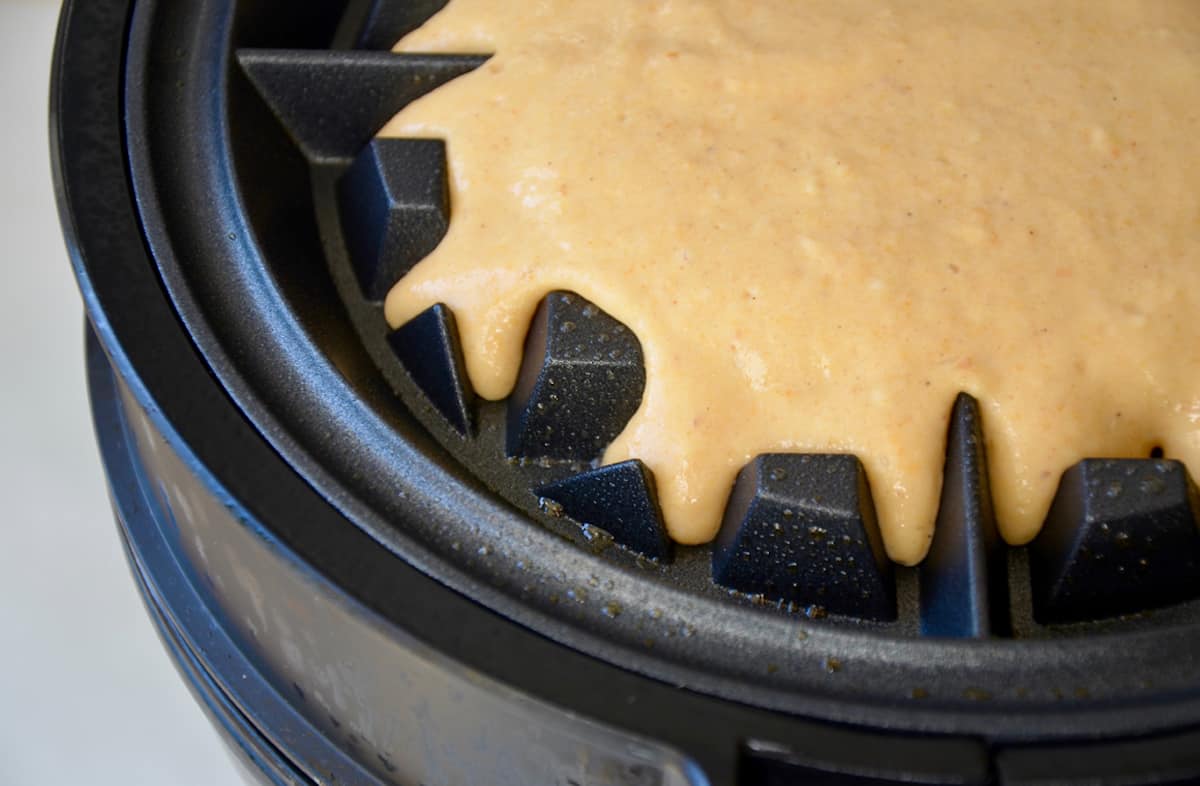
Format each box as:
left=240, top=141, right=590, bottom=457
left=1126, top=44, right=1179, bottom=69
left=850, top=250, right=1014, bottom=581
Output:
left=381, top=1, right=1200, bottom=565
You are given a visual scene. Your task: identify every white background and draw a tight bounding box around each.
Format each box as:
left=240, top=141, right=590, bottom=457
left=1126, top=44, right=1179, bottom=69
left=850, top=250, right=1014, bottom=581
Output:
left=0, top=1, right=242, bottom=782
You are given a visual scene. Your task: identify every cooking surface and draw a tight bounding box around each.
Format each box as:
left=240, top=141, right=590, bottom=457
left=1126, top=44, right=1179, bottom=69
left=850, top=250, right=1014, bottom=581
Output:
left=0, top=2, right=238, bottom=783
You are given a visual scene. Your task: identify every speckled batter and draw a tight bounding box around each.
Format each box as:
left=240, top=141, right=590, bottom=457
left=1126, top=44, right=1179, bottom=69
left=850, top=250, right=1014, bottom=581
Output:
left=381, top=1, right=1200, bottom=565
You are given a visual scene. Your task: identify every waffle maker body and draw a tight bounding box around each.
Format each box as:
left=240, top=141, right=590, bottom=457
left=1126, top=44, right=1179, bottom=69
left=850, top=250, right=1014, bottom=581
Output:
left=51, top=1, right=1200, bottom=783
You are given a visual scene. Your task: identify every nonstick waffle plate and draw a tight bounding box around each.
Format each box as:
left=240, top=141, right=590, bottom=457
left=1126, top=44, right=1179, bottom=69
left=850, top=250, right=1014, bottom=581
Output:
left=219, top=0, right=1200, bottom=638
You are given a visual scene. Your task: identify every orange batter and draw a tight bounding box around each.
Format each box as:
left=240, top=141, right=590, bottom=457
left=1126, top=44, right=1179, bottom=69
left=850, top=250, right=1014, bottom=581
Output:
left=381, top=1, right=1200, bottom=565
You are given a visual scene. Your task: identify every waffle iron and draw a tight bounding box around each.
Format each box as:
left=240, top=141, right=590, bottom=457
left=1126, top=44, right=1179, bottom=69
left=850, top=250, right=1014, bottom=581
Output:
left=51, top=0, right=1200, bottom=783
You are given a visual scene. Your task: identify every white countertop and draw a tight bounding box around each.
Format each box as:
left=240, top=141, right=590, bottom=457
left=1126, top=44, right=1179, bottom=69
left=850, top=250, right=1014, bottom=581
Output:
left=0, top=2, right=242, bottom=783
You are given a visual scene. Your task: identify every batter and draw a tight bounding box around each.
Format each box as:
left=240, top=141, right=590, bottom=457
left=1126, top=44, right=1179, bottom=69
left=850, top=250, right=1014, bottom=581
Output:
left=381, top=1, right=1200, bottom=565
